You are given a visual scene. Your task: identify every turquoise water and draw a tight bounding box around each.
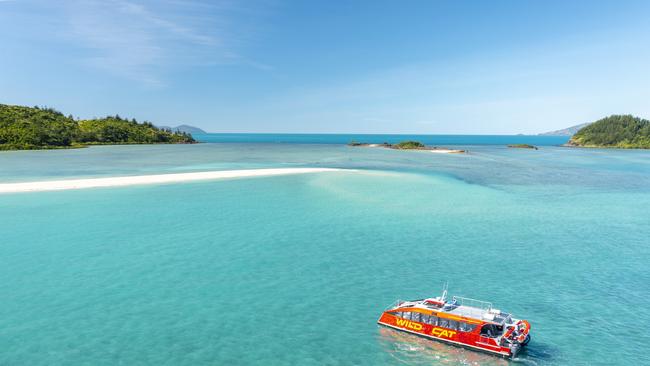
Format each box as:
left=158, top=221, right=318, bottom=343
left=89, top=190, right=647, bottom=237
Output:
left=1, top=138, right=650, bottom=365
left=194, top=133, right=569, bottom=146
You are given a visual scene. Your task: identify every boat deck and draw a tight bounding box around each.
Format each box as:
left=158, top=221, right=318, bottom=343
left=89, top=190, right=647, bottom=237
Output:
left=400, top=298, right=514, bottom=325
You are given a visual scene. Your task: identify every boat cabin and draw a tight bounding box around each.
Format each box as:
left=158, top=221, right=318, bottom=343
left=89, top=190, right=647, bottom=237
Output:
left=378, top=294, right=530, bottom=358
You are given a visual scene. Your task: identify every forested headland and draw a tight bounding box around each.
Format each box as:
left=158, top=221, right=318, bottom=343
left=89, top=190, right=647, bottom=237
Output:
left=568, top=115, right=650, bottom=149
left=0, top=104, right=195, bottom=150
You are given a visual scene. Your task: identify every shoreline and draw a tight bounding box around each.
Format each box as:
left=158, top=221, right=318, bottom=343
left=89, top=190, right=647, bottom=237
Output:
left=0, top=141, right=199, bottom=152
left=0, top=168, right=348, bottom=193
left=427, top=148, right=466, bottom=154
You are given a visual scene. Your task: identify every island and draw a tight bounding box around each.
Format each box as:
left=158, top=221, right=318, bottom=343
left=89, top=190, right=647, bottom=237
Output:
left=392, top=140, right=426, bottom=149
left=0, top=104, right=195, bottom=150
left=567, top=115, right=650, bottom=149
left=348, top=141, right=391, bottom=147
left=348, top=140, right=465, bottom=153
left=508, top=144, right=538, bottom=150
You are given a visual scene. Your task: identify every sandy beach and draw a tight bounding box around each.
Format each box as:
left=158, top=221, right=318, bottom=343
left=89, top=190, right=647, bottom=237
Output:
left=0, top=167, right=347, bottom=193
left=429, top=148, right=465, bottom=154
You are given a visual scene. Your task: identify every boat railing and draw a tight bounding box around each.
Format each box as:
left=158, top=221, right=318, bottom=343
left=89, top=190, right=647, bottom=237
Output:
left=451, top=296, right=493, bottom=312
left=386, top=299, right=406, bottom=310
left=386, top=299, right=413, bottom=310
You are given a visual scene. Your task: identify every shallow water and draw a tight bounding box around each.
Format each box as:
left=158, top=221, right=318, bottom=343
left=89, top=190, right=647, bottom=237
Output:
left=1, top=140, right=649, bottom=365
left=193, top=133, right=569, bottom=146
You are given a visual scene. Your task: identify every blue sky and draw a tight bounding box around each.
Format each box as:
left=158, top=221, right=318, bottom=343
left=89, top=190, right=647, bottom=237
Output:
left=1, top=0, right=649, bottom=133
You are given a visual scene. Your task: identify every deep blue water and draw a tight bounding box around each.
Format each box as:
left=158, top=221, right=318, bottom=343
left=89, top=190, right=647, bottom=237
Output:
left=1, top=139, right=649, bottom=366
left=194, top=133, right=569, bottom=146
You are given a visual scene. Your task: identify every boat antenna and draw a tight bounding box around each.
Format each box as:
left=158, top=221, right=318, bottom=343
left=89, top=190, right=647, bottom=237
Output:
left=441, top=282, right=448, bottom=302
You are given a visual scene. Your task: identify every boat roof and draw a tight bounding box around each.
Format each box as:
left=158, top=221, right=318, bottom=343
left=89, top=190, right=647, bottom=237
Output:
left=391, top=295, right=517, bottom=326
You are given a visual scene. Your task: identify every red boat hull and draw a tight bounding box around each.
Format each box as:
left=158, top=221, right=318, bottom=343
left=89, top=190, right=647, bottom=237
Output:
left=377, top=312, right=513, bottom=357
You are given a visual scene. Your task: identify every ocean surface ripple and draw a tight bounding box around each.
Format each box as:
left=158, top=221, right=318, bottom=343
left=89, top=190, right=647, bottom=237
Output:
left=1, top=139, right=649, bottom=365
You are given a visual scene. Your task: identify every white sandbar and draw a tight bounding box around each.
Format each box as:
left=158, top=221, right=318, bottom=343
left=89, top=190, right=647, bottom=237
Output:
left=429, top=149, right=465, bottom=154
left=0, top=168, right=347, bottom=193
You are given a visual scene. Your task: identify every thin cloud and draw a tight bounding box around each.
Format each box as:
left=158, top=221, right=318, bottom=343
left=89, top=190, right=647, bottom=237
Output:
left=62, top=0, right=267, bottom=86
left=116, top=1, right=217, bottom=46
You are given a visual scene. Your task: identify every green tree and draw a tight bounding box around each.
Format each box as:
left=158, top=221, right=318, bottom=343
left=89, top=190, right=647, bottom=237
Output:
left=0, top=104, right=196, bottom=150
left=570, top=115, right=650, bottom=149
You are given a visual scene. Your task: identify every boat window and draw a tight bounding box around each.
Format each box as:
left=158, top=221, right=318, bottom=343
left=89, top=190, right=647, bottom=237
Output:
left=438, top=318, right=450, bottom=328
left=420, top=314, right=430, bottom=324
left=480, top=324, right=501, bottom=338
left=402, top=312, right=412, bottom=320
left=448, top=320, right=459, bottom=330
left=411, top=312, right=421, bottom=322
left=428, top=316, right=439, bottom=326
left=459, top=322, right=477, bottom=332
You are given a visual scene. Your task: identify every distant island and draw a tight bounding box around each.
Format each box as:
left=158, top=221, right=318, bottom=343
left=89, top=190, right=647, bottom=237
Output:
left=568, top=115, right=650, bottom=149
left=539, top=122, right=591, bottom=136
left=348, top=140, right=465, bottom=153
left=392, top=140, right=426, bottom=149
left=0, top=104, right=195, bottom=150
left=158, top=124, right=207, bottom=134
left=508, top=144, right=538, bottom=150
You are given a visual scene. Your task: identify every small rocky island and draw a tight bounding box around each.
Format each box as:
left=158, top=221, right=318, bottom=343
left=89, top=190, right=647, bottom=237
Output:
left=568, top=115, right=650, bottom=149
left=0, top=104, right=196, bottom=150
left=348, top=140, right=465, bottom=153
left=508, top=144, right=538, bottom=150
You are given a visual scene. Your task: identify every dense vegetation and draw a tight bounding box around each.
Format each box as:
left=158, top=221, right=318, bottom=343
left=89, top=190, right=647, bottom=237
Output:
left=0, top=104, right=195, bottom=150
left=508, top=144, right=538, bottom=150
left=77, top=117, right=194, bottom=144
left=569, top=115, right=650, bottom=149
left=0, top=104, right=78, bottom=149
left=393, top=140, right=425, bottom=149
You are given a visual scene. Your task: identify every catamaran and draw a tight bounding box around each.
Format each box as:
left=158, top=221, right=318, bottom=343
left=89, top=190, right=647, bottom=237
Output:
left=377, top=287, right=531, bottom=358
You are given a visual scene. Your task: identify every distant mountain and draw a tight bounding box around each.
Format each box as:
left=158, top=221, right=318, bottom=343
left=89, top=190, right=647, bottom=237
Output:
left=539, top=123, right=591, bottom=136
left=159, top=124, right=207, bottom=134
left=568, top=115, right=650, bottom=149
